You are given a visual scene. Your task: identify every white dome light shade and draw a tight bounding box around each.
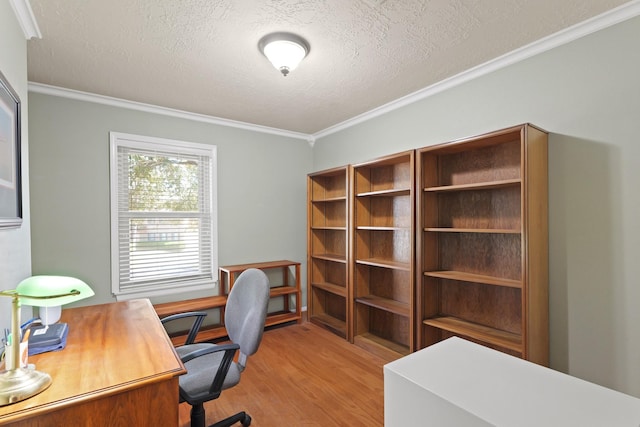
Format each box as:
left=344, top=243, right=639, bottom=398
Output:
left=259, top=33, right=310, bottom=77
left=263, top=40, right=306, bottom=75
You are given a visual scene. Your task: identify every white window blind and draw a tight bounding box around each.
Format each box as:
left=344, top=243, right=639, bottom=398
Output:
left=110, top=132, right=217, bottom=298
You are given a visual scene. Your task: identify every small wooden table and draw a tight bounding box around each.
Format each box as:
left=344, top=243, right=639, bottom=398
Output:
left=0, top=299, right=185, bottom=426
left=220, top=260, right=302, bottom=328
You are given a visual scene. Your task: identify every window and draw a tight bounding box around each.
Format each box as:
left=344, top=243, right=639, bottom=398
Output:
left=109, top=132, right=217, bottom=299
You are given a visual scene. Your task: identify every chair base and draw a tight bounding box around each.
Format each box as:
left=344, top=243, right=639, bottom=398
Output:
left=189, top=403, right=251, bottom=427
left=210, top=411, right=251, bottom=427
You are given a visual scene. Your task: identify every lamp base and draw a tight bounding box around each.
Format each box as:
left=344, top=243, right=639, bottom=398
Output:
left=39, top=305, right=62, bottom=325
left=0, top=367, right=52, bottom=406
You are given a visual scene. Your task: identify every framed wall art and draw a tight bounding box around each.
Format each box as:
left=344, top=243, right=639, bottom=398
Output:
left=0, top=69, right=22, bottom=229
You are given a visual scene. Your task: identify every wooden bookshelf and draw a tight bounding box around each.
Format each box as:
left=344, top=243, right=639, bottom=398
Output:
left=351, top=150, right=415, bottom=359
left=220, top=260, right=302, bottom=327
left=307, top=166, right=351, bottom=339
left=416, top=124, right=548, bottom=365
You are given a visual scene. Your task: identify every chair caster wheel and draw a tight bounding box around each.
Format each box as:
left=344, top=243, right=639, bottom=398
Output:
left=241, top=414, right=251, bottom=426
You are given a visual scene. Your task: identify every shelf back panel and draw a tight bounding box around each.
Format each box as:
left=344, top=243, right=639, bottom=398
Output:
left=311, top=173, right=347, bottom=200
left=355, top=229, right=411, bottom=264
left=311, top=258, right=347, bottom=288
left=437, top=233, right=522, bottom=280
left=354, top=263, right=410, bottom=304
left=425, top=139, right=521, bottom=187
left=311, top=229, right=347, bottom=257
left=425, top=187, right=521, bottom=230
left=355, top=195, right=412, bottom=228
left=355, top=304, right=410, bottom=348
left=311, top=287, right=347, bottom=322
left=434, top=278, right=522, bottom=335
left=355, top=159, right=412, bottom=194
left=311, top=200, right=346, bottom=227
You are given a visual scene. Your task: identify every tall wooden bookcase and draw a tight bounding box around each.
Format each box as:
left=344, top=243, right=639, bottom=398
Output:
left=306, top=124, right=548, bottom=364
left=307, top=166, right=351, bottom=339
left=415, top=124, right=548, bottom=365
left=351, top=151, right=415, bottom=360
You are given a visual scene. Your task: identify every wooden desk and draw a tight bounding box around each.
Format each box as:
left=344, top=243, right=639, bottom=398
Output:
left=0, top=299, right=186, bottom=426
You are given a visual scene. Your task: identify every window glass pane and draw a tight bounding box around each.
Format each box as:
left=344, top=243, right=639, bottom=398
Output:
left=123, top=217, right=211, bottom=283
left=128, top=152, right=200, bottom=212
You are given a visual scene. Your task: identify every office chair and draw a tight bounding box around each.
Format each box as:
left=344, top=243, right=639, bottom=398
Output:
left=161, top=268, right=270, bottom=427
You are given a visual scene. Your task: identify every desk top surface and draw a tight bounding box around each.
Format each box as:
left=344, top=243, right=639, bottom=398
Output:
left=0, top=299, right=185, bottom=423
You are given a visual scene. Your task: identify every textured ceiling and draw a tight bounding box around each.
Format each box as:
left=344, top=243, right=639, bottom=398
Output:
left=26, top=0, right=632, bottom=134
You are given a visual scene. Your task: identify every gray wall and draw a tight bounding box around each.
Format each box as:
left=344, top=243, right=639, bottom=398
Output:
left=28, top=93, right=312, bottom=306
left=313, top=16, right=640, bottom=397
left=0, top=4, right=33, bottom=333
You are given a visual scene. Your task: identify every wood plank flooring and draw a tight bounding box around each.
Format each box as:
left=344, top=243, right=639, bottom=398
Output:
left=178, top=322, right=388, bottom=427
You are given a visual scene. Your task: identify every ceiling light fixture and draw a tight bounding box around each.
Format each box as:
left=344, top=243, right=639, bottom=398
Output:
left=258, top=32, right=310, bottom=77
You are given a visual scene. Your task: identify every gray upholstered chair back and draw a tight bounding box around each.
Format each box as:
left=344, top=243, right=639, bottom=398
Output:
left=224, top=268, right=270, bottom=370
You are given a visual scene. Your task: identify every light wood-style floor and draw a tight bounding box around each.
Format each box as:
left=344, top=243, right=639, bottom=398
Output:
left=178, top=322, right=387, bottom=427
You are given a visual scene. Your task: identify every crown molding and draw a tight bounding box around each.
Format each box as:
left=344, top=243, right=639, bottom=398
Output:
left=9, top=0, right=42, bottom=40
left=28, top=82, right=314, bottom=142
left=312, top=0, right=640, bottom=140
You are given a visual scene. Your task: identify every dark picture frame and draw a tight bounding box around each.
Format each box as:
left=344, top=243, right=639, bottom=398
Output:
left=0, top=69, right=22, bottom=229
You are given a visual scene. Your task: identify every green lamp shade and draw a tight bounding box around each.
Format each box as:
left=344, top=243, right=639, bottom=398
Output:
left=15, top=276, right=95, bottom=306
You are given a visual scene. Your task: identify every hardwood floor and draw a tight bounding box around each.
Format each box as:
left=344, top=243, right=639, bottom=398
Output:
left=178, top=321, right=388, bottom=427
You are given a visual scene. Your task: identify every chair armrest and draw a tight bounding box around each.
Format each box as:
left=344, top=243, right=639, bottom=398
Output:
left=180, top=343, right=240, bottom=396
left=179, top=342, right=239, bottom=364
left=161, top=311, right=208, bottom=345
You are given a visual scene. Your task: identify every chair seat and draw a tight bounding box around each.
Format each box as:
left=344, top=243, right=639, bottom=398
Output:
left=178, top=343, right=241, bottom=403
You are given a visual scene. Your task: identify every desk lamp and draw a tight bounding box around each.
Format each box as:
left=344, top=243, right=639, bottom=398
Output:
left=0, top=276, right=94, bottom=406
left=16, top=276, right=95, bottom=325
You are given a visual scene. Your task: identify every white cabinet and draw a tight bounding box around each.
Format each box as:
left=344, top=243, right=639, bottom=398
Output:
left=384, top=337, right=640, bottom=426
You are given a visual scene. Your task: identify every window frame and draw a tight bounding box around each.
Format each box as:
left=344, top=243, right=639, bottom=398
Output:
left=109, top=132, right=218, bottom=300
